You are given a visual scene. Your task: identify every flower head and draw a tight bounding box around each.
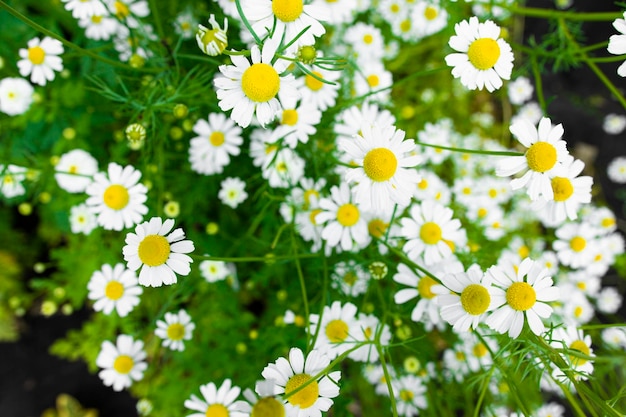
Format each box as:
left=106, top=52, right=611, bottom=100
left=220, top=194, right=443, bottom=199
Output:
left=17, top=37, right=64, bottom=86
left=196, top=14, right=228, bottom=56
left=96, top=334, right=147, bottom=391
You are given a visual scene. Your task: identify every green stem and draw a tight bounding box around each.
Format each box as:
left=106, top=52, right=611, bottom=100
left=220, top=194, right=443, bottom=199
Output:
left=588, top=55, right=626, bottom=63
left=0, top=1, right=161, bottom=73
left=291, top=231, right=311, bottom=349
left=190, top=253, right=320, bottom=262
left=376, top=343, right=399, bottom=417
left=531, top=55, right=548, bottom=115
left=507, top=6, right=621, bottom=21
left=413, top=141, right=524, bottom=157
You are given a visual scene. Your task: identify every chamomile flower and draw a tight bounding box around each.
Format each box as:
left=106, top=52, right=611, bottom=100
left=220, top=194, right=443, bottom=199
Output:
left=507, top=76, right=534, bottom=105
left=309, top=301, right=360, bottom=359
left=348, top=313, right=392, bottom=362
left=0, top=77, right=34, bottom=116
left=608, top=12, right=626, bottom=77
left=96, top=334, right=147, bottom=391
left=85, top=163, right=148, bottom=231
left=601, top=327, right=626, bottom=349
left=392, top=374, right=428, bottom=417
left=353, top=61, right=393, bottom=103
left=536, top=402, right=565, bottom=417
left=262, top=147, right=305, bottom=188
left=310, top=0, right=358, bottom=25
left=87, top=263, right=142, bottom=317
left=79, top=14, right=119, bottom=41
left=486, top=258, right=560, bottom=338
left=105, top=0, right=150, bottom=27
left=339, top=123, right=420, bottom=214
left=549, top=326, right=594, bottom=378
left=603, top=113, right=626, bottom=134
left=393, top=263, right=446, bottom=330
left=411, top=1, right=448, bottom=39
left=218, top=177, right=248, bottom=209
left=512, top=101, right=543, bottom=126
left=334, top=102, right=396, bottom=143
left=496, top=117, right=570, bottom=201
left=436, top=264, right=497, bottom=332
left=559, top=291, right=595, bottom=325
left=214, top=39, right=299, bottom=128
left=400, top=200, right=466, bottom=265
left=18, top=37, right=64, bottom=86
left=331, top=260, right=370, bottom=297
left=122, top=217, right=195, bottom=287
left=315, top=183, right=370, bottom=252
left=595, top=287, right=623, bottom=314
left=189, top=112, right=243, bottom=176
left=607, top=156, right=626, bottom=183
left=55, top=149, right=98, bottom=193
left=199, top=258, right=230, bottom=283
left=261, top=347, right=341, bottom=417
left=184, top=379, right=247, bottom=417
left=344, top=23, right=386, bottom=63
left=417, top=118, right=455, bottom=165
left=274, top=98, right=321, bottom=148
left=295, top=67, right=340, bottom=111
left=155, top=309, right=195, bottom=351
left=174, top=9, right=196, bottom=39
left=413, top=170, right=451, bottom=205
left=553, top=222, right=599, bottom=269
left=0, top=165, right=27, bottom=198
left=196, top=15, right=228, bottom=56
left=69, top=203, right=98, bottom=235
left=445, top=17, right=514, bottom=92
left=61, top=0, right=108, bottom=19
left=237, top=380, right=286, bottom=417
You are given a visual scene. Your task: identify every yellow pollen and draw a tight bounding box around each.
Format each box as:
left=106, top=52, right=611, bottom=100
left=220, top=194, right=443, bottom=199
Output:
left=309, top=208, right=322, bottom=225
left=399, top=389, right=414, bottom=402
left=114, top=1, right=130, bottom=18
left=477, top=208, right=488, bottom=218
left=167, top=323, right=186, bottom=341
left=488, top=188, right=498, bottom=198
left=272, top=0, right=304, bottom=22
left=28, top=46, right=46, bottom=65
left=400, top=19, right=411, bottom=32
left=252, top=397, right=285, bottom=417
left=424, top=6, right=438, bottom=20
left=506, top=282, right=536, bottom=311
left=91, top=15, right=103, bottom=23
left=201, top=28, right=227, bottom=52
left=420, top=222, right=442, bottom=245
left=336, top=203, right=359, bottom=227
left=205, top=403, right=229, bottom=417
left=574, top=306, right=583, bottom=318
left=467, top=38, right=501, bottom=70
left=418, top=179, right=428, bottom=189
left=363, top=148, right=397, bottom=182
left=594, top=254, right=602, bottom=262
left=8, top=92, right=15, bottom=99
left=455, top=351, right=466, bottom=361
left=390, top=3, right=400, bottom=13
left=551, top=177, right=573, bottom=202
left=210, top=131, right=225, bottom=146
left=526, top=142, right=557, bottom=173
left=137, top=235, right=171, bottom=267
left=570, top=236, right=586, bottom=252
left=103, top=184, right=130, bottom=210
left=460, top=284, right=491, bottom=315
left=368, top=218, right=388, bottom=238
left=325, top=319, right=349, bottom=342
left=282, top=109, right=299, bottom=126
left=576, top=282, right=587, bottom=290
left=113, top=355, right=134, bottom=374
left=367, top=74, right=380, bottom=87
left=473, top=343, right=488, bottom=358
left=303, top=189, right=319, bottom=206
left=518, top=245, right=530, bottom=258
left=363, top=326, right=373, bottom=339
left=601, top=217, right=615, bottom=228
left=569, top=340, right=590, bottom=366
left=363, top=34, right=374, bottom=44
left=241, top=63, right=280, bottom=103
left=417, top=276, right=437, bottom=299
left=343, top=271, right=357, bottom=286
left=68, top=165, right=78, bottom=174
left=305, top=71, right=324, bottom=91
left=105, top=281, right=124, bottom=300
left=462, top=187, right=471, bottom=195
left=181, top=22, right=191, bottom=30
left=285, top=374, right=319, bottom=409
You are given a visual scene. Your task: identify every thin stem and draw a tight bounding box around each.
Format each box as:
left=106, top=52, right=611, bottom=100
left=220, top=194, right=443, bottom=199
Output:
left=191, top=253, right=320, bottom=262
left=413, top=141, right=524, bottom=157
left=531, top=55, right=548, bottom=115
left=376, top=343, right=399, bottom=417
left=508, top=6, right=621, bottom=21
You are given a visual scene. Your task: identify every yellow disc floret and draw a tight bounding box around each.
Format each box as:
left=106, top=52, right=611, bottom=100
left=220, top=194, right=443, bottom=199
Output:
left=467, top=38, right=501, bottom=70
left=205, top=403, right=229, bottom=417
left=336, top=203, right=359, bottom=227
left=113, top=355, right=134, bottom=374
left=285, top=374, right=319, bottom=409
left=368, top=218, right=388, bottom=238
left=526, top=141, right=557, bottom=173
left=417, top=276, right=437, bottom=299
left=363, top=148, right=398, bottom=182
left=460, top=284, right=491, bottom=315
left=570, top=236, right=586, bottom=252
left=167, top=323, right=186, bottom=341
left=210, top=131, right=225, bottom=146
left=252, top=397, right=285, bottom=417
left=103, top=184, right=130, bottom=210
left=28, top=46, right=46, bottom=65
left=305, top=71, right=324, bottom=91
left=272, top=0, right=304, bottom=22
left=569, top=340, right=591, bottom=367
left=424, top=6, right=438, bottom=20
left=241, top=63, right=280, bottom=103
left=551, top=177, right=574, bottom=201
left=506, top=282, right=536, bottom=311
left=282, top=109, right=299, bottom=126
left=114, top=1, right=130, bottom=18
left=420, top=222, right=442, bottom=245
left=138, top=235, right=171, bottom=266
left=325, top=319, right=349, bottom=342
left=105, top=281, right=125, bottom=300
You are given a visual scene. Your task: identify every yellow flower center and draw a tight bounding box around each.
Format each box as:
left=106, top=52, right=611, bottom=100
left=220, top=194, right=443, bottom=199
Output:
left=325, top=319, right=349, bottom=342
left=363, top=34, right=374, bottom=44
left=424, top=6, right=438, bottom=20
left=336, top=203, right=359, bottom=227
left=309, top=208, right=322, bottom=225
left=506, top=282, right=536, bottom=311
left=551, top=177, right=573, bottom=201
left=113, top=354, right=134, bottom=374
left=576, top=282, right=586, bottom=290
left=205, top=404, right=229, bottom=417
left=241, top=63, right=280, bottom=103
left=105, top=281, right=124, bottom=300
left=368, top=218, right=388, bottom=238
left=477, top=208, right=488, bottom=218
left=303, top=189, right=319, bottom=207
left=282, top=109, right=299, bottom=126
left=363, top=148, right=397, bottom=182
left=518, top=245, right=530, bottom=258
left=574, top=306, right=583, bottom=318
left=601, top=217, right=615, bottom=228
left=526, top=142, right=557, bottom=173
left=417, top=276, right=437, bottom=299
left=103, top=184, right=130, bottom=210
left=570, top=236, right=586, bottom=252
left=456, top=351, right=466, bottom=361
left=390, top=3, right=400, bottom=13
left=114, top=1, right=130, bottom=18
left=467, top=38, right=501, bottom=70
left=305, top=71, right=324, bottom=91
left=473, top=343, right=488, bottom=358
left=460, top=284, right=491, bottom=315
left=285, top=374, right=319, bottom=409
left=28, top=46, right=46, bottom=65
left=367, top=74, right=380, bottom=88
left=343, top=271, right=357, bottom=285
left=167, top=323, right=186, bottom=341
left=420, top=222, right=442, bottom=245
left=399, top=389, right=414, bottom=402
left=201, top=29, right=227, bottom=52
left=252, top=397, right=285, bottom=417
left=91, top=15, right=103, bottom=23
left=68, top=165, right=78, bottom=174
left=137, top=235, right=171, bottom=267
left=569, top=340, right=590, bottom=366
left=210, top=131, right=225, bottom=146
left=272, top=0, right=304, bottom=22
left=418, top=179, right=428, bottom=189
left=400, top=19, right=411, bottom=33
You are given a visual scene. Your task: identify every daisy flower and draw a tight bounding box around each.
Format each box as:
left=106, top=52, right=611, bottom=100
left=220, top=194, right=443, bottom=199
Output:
left=199, top=258, right=230, bottom=283
left=413, top=170, right=451, bottom=205
left=344, top=23, right=385, bottom=63
left=486, top=258, right=560, bottom=338
left=243, top=0, right=326, bottom=54
left=218, top=177, right=248, bottom=209
left=69, top=203, right=98, bottom=235
left=601, top=327, right=626, bottom=349
left=105, top=0, right=149, bottom=27
left=339, top=123, right=421, bottom=214
left=607, top=156, right=626, bottom=183
left=274, top=98, right=321, bottom=148
left=261, top=147, right=305, bottom=188
left=96, top=334, right=147, bottom=391
left=87, top=263, right=142, bottom=317
left=184, top=379, right=247, bottom=417
left=352, top=61, right=393, bottom=103
left=196, top=15, right=228, bottom=56
left=0, top=77, right=34, bottom=116
left=602, top=113, right=626, bottom=134
left=0, top=165, right=27, bottom=198
left=315, top=183, right=370, bottom=252
left=61, top=0, right=108, bottom=19
left=348, top=313, right=392, bottom=362
left=214, top=39, right=299, bottom=128
left=595, top=287, right=623, bottom=314
left=392, top=374, right=428, bottom=417
left=508, top=76, right=534, bottom=105
left=189, top=112, right=243, bottom=176
left=54, top=149, right=98, bottom=193
left=79, top=14, right=119, bottom=41
left=411, top=1, right=448, bottom=40
left=608, top=12, right=626, bottom=77
left=237, top=380, right=286, bottom=417
left=330, top=260, right=370, bottom=297
left=496, top=117, right=570, bottom=201
left=295, top=67, right=340, bottom=112
left=122, top=217, right=195, bottom=287
left=174, top=9, right=196, bottom=39
left=17, top=37, right=64, bottom=86
left=549, top=326, right=594, bottom=379
left=309, top=301, right=361, bottom=359
left=436, top=264, right=497, bottom=332
left=85, top=162, right=148, bottom=231
left=261, top=347, right=341, bottom=417
left=155, top=309, right=195, bottom=351
left=445, top=17, right=514, bottom=92
left=310, top=0, right=357, bottom=25
left=552, top=222, right=599, bottom=269
left=400, top=200, right=466, bottom=265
